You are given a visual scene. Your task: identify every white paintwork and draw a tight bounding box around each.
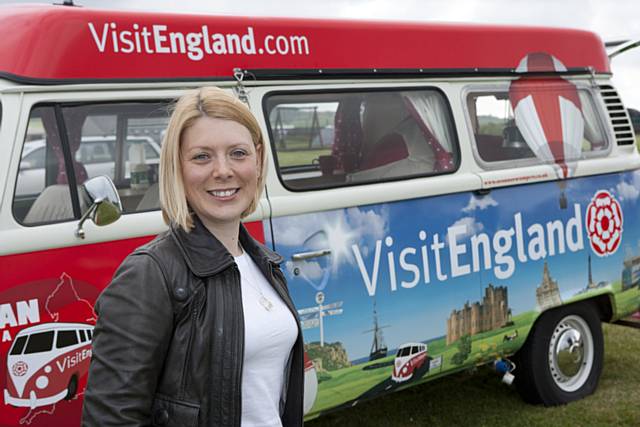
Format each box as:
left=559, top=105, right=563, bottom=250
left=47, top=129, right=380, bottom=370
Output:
left=0, top=75, right=637, bottom=256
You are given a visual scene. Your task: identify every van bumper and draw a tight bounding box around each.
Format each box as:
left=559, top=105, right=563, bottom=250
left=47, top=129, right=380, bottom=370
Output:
left=391, top=373, right=412, bottom=383
left=4, top=388, right=67, bottom=409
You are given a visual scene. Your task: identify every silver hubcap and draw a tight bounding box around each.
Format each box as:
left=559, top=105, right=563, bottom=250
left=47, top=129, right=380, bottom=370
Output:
left=548, top=315, right=593, bottom=392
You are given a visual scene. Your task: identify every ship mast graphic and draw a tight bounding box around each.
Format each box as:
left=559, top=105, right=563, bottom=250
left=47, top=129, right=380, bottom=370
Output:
left=363, top=300, right=389, bottom=361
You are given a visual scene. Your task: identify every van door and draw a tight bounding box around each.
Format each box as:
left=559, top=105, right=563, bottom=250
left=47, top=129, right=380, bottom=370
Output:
left=250, top=82, right=485, bottom=415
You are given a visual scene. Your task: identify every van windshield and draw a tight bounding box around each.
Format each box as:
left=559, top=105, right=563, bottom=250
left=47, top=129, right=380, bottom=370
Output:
left=24, top=331, right=54, bottom=354
left=397, top=347, right=411, bottom=357
left=9, top=335, right=28, bottom=355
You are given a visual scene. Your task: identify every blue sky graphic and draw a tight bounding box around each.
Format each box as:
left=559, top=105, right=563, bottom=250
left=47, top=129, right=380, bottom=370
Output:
left=266, top=171, right=640, bottom=360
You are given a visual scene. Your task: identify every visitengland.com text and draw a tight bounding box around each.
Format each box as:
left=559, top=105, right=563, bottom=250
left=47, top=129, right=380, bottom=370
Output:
left=88, top=22, right=311, bottom=61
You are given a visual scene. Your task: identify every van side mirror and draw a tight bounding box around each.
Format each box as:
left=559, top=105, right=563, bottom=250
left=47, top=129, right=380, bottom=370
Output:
left=75, top=176, right=122, bottom=239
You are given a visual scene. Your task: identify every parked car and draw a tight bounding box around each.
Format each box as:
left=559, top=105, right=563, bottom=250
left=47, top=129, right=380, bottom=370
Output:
left=16, top=136, right=161, bottom=196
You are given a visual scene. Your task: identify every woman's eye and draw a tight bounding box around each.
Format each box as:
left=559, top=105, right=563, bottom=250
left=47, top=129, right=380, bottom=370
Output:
left=231, top=149, right=248, bottom=159
left=192, top=153, right=209, bottom=161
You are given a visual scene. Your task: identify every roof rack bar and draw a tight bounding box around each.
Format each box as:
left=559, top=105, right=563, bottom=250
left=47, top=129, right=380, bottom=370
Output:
left=239, top=67, right=598, bottom=80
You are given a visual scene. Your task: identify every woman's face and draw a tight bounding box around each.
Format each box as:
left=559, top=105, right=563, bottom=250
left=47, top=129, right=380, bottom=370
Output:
left=180, top=116, right=260, bottom=230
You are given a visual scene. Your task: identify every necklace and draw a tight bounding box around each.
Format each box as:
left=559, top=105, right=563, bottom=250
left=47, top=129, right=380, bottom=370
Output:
left=238, top=252, right=274, bottom=312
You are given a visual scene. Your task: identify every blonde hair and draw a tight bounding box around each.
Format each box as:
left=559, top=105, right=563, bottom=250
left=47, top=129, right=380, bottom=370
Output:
left=159, top=87, right=267, bottom=231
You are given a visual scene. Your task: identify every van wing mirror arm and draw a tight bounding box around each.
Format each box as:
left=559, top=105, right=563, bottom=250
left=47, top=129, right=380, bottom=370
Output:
left=75, top=202, right=99, bottom=239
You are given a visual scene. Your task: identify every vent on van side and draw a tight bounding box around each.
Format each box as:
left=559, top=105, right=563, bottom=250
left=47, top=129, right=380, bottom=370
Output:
left=599, top=85, right=636, bottom=145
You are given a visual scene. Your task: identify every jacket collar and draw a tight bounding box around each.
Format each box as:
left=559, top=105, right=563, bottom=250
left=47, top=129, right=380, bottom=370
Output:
left=170, top=215, right=283, bottom=277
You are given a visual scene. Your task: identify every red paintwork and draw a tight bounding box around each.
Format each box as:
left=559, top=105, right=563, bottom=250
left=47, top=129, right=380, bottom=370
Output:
left=0, top=5, right=610, bottom=83
left=0, top=220, right=265, bottom=426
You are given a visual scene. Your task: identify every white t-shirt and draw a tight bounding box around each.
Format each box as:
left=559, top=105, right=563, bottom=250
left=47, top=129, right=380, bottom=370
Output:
left=234, top=252, right=298, bottom=427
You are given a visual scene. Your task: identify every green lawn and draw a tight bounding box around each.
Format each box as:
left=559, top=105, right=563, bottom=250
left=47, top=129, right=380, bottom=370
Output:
left=306, top=322, right=640, bottom=426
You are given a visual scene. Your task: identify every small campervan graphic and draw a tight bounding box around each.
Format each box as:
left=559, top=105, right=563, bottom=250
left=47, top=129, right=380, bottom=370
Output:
left=4, top=323, right=94, bottom=409
left=392, top=343, right=429, bottom=383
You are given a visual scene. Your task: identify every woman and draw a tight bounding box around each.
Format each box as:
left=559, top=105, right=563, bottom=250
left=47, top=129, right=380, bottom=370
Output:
left=82, top=87, right=304, bottom=427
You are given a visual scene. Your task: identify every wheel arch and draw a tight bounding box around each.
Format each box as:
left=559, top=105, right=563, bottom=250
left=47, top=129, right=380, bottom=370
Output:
left=513, top=295, right=612, bottom=357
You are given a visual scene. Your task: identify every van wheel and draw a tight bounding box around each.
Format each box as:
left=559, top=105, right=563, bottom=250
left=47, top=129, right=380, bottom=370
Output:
left=64, top=375, right=78, bottom=400
left=514, top=303, right=603, bottom=406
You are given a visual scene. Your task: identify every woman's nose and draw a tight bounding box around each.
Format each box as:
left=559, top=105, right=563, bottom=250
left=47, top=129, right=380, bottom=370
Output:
left=211, top=156, right=233, bottom=178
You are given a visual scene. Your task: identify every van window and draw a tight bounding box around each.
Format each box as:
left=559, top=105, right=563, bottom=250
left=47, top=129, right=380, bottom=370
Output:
left=56, top=330, right=79, bottom=348
left=24, top=331, right=54, bottom=354
left=13, top=106, right=75, bottom=225
left=78, top=329, right=87, bottom=342
left=59, top=102, right=169, bottom=214
left=12, top=102, right=170, bottom=225
left=9, top=335, right=28, bottom=355
left=87, top=329, right=92, bottom=340
left=467, top=86, right=609, bottom=165
left=265, top=89, right=458, bottom=190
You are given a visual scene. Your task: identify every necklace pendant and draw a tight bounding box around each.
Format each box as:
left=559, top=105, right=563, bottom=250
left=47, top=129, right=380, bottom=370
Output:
left=259, top=295, right=274, bottom=311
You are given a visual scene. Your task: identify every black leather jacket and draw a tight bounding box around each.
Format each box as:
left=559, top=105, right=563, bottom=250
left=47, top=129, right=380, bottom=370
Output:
left=82, top=218, right=304, bottom=427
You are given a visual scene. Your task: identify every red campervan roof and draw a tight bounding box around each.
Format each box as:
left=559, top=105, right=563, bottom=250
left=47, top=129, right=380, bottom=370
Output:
left=0, top=4, right=610, bottom=83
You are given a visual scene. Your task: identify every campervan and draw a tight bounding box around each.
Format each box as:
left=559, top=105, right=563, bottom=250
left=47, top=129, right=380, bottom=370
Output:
left=391, top=343, right=428, bottom=383
left=0, top=3, right=639, bottom=426
left=5, top=323, right=93, bottom=409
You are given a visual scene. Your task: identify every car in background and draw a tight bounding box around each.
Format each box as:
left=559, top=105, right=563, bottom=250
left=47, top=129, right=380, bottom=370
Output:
left=16, top=136, right=161, bottom=196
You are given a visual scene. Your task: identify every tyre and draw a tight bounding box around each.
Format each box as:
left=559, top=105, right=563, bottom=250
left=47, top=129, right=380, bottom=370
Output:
left=514, top=303, right=603, bottom=406
left=64, top=375, right=78, bottom=400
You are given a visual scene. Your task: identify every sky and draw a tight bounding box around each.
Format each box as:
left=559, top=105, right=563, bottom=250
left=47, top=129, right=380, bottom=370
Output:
left=2, top=0, right=639, bottom=108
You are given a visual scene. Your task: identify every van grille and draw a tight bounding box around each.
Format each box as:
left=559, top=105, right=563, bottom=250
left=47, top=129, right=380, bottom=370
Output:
left=599, top=85, right=636, bottom=145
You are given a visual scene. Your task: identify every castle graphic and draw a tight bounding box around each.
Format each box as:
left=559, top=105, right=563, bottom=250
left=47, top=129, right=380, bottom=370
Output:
left=446, top=284, right=510, bottom=345
left=536, top=261, right=562, bottom=311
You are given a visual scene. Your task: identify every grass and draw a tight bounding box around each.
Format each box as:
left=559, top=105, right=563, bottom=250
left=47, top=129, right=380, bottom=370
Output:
left=306, top=322, right=640, bottom=426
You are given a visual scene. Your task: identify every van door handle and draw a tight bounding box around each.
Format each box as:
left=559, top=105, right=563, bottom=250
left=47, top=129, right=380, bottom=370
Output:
left=292, top=249, right=331, bottom=261
left=473, top=188, right=491, bottom=196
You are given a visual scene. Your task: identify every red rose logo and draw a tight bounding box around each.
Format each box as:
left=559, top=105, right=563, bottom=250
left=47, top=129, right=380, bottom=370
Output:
left=585, top=190, right=623, bottom=257
left=11, top=361, right=28, bottom=377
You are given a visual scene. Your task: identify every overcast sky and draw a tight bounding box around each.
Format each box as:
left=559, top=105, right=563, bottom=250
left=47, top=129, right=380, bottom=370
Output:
left=2, top=0, right=639, bottom=107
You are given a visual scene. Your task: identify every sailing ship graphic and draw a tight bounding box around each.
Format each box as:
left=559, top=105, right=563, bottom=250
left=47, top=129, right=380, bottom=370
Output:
left=363, top=301, right=389, bottom=361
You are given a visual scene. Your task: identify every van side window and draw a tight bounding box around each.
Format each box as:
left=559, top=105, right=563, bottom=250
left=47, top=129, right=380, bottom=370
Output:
left=13, top=106, right=75, bottom=225
left=56, top=330, right=79, bottom=348
left=24, top=331, right=54, bottom=354
left=265, top=89, right=458, bottom=190
left=467, top=87, right=609, bottom=165
left=12, top=102, right=170, bottom=225
left=78, top=329, right=87, bottom=342
left=60, top=103, right=169, bottom=214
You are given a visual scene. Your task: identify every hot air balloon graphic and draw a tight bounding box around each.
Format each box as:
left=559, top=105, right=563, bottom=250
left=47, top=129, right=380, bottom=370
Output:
left=509, top=52, right=585, bottom=208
